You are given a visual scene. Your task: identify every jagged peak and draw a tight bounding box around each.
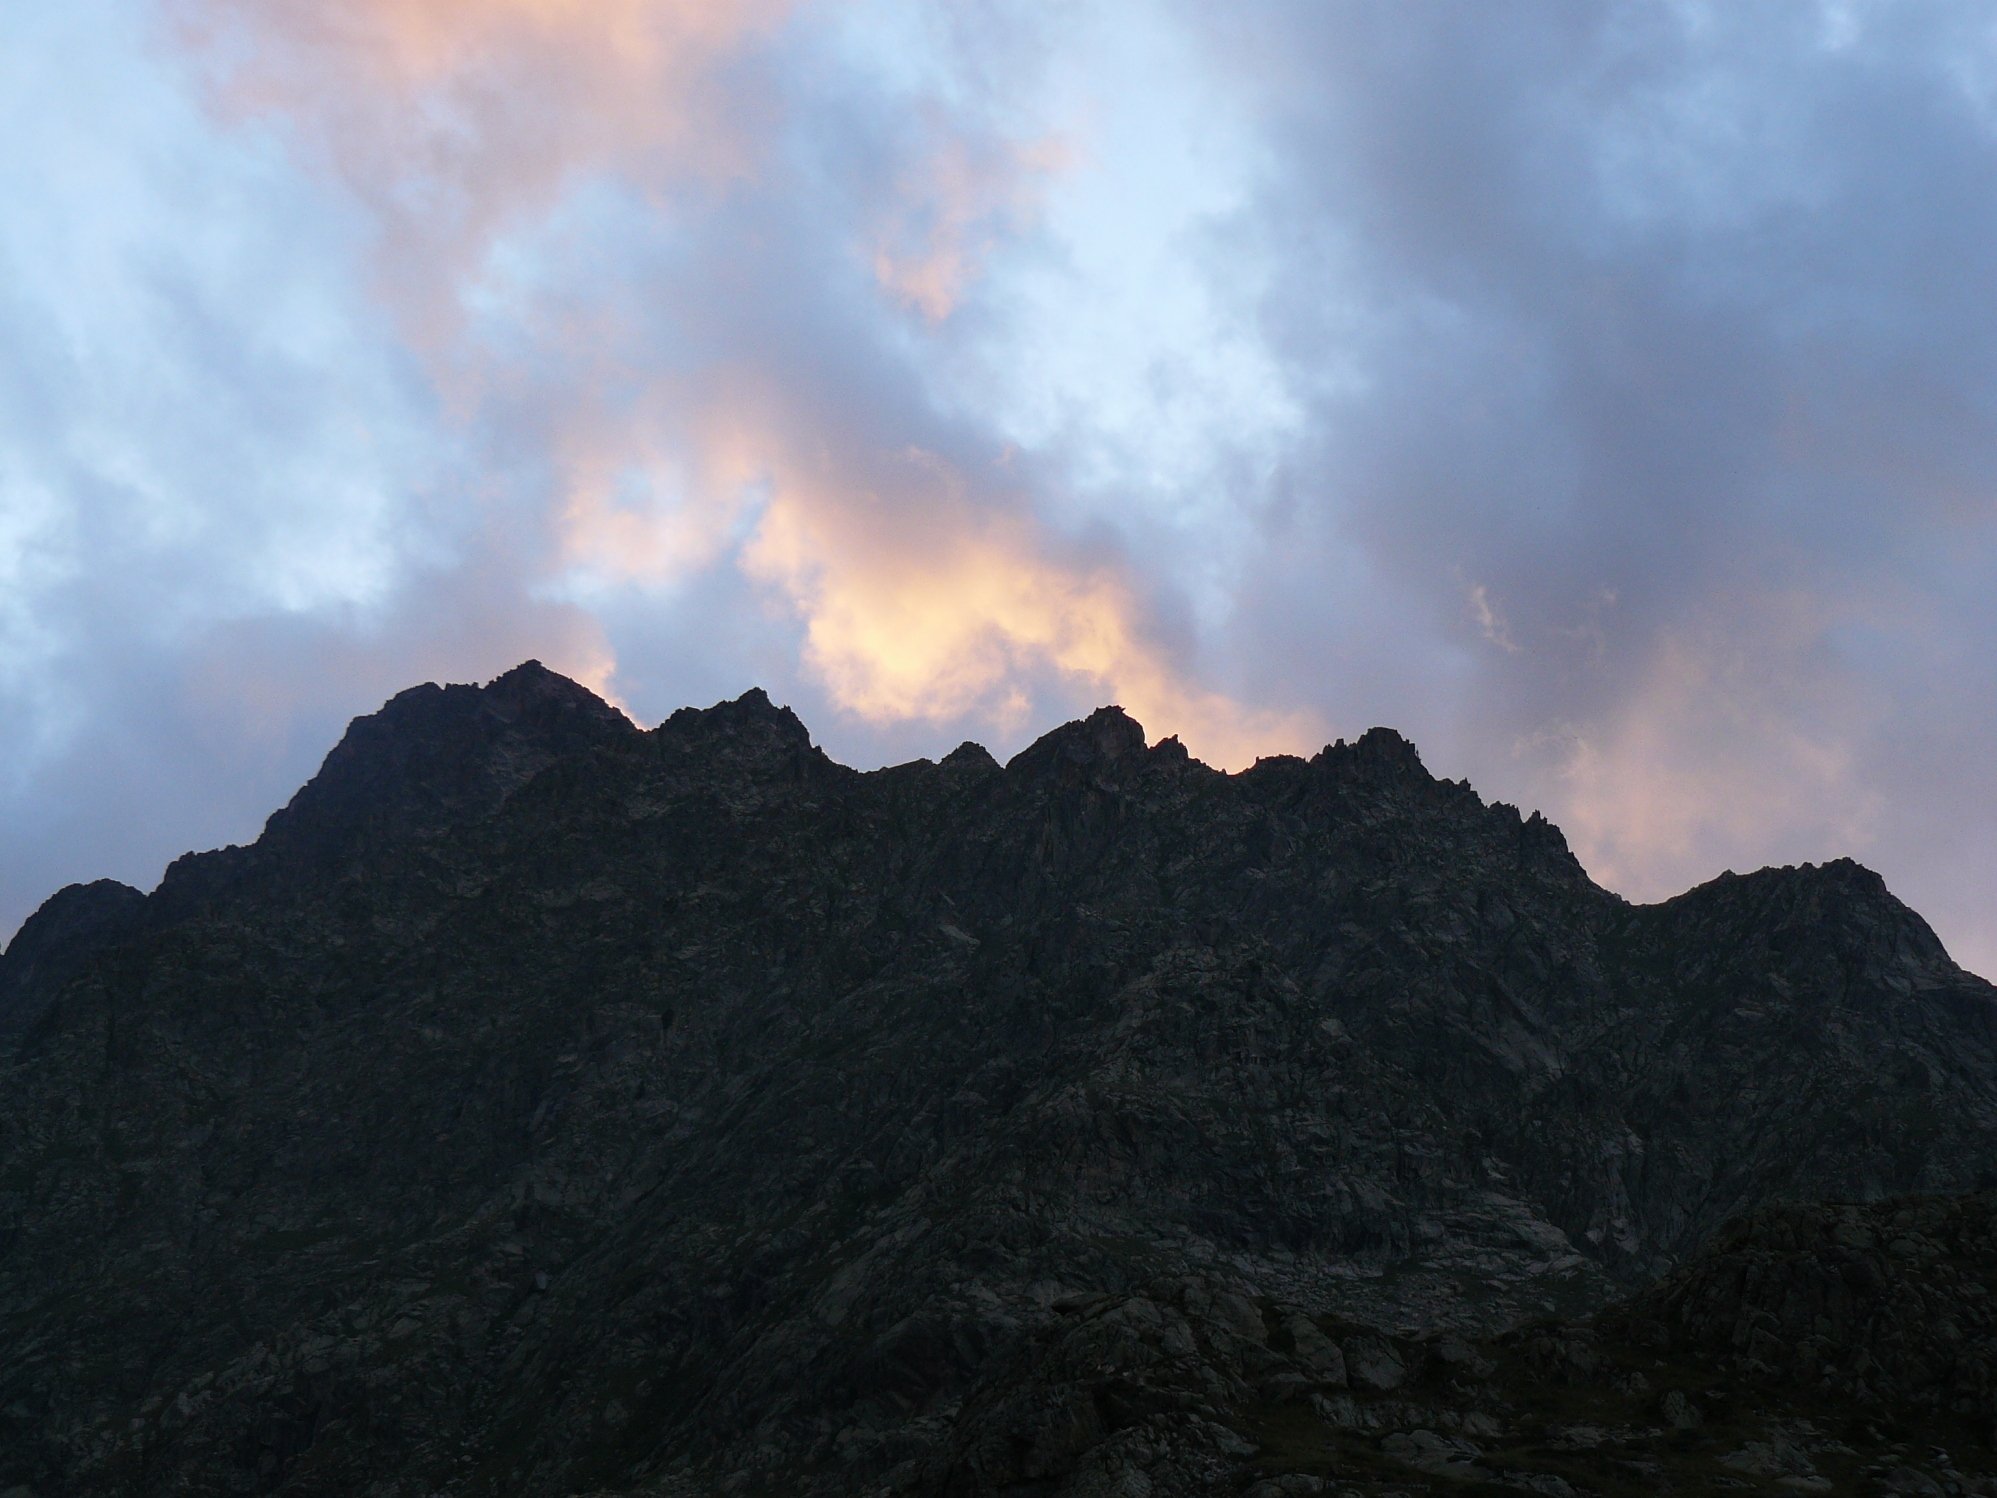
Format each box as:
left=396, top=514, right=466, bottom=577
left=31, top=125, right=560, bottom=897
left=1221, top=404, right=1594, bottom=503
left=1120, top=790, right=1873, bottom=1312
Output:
left=1, top=880, right=144, bottom=965
left=1795, top=855, right=1889, bottom=891
left=364, top=661, right=632, bottom=738
left=1649, top=856, right=1953, bottom=972
left=941, top=740, right=1000, bottom=773
left=657, top=687, right=817, bottom=756
left=0, top=879, right=146, bottom=1037
left=1681, top=856, right=1892, bottom=903
left=1007, top=705, right=1150, bottom=776
left=1299, top=726, right=1444, bottom=796
left=255, top=662, right=635, bottom=858
left=479, top=660, right=632, bottom=729
left=1317, top=725, right=1429, bottom=776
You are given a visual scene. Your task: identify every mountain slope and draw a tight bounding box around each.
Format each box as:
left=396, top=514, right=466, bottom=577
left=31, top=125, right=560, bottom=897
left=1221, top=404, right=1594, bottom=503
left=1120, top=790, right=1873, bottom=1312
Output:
left=1, top=662, right=1992, bottom=1495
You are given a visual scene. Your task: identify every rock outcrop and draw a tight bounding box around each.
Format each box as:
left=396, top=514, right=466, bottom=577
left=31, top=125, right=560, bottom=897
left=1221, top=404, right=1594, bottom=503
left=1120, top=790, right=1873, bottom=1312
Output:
left=1, top=662, right=1993, bottom=1494
left=912, top=1191, right=1997, bottom=1495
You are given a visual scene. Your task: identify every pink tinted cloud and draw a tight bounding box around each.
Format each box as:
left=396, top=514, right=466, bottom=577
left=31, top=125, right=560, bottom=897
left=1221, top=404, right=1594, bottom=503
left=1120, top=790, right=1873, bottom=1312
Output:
left=871, top=128, right=1071, bottom=322
left=169, top=0, right=791, bottom=346
left=1522, top=607, right=1883, bottom=904
left=163, top=0, right=1299, bottom=766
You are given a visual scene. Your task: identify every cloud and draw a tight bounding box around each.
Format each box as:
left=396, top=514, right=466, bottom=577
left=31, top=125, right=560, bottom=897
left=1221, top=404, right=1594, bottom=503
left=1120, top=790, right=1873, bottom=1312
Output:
left=1536, top=619, right=1883, bottom=900
left=1183, top=0, right=1997, bottom=967
left=871, top=129, right=1070, bottom=322
left=1466, top=583, right=1520, bottom=654
left=8, top=0, right=1997, bottom=983
left=167, top=0, right=793, bottom=346
left=157, top=0, right=1297, bottom=767
left=737, top=439, right=1316, bottom=764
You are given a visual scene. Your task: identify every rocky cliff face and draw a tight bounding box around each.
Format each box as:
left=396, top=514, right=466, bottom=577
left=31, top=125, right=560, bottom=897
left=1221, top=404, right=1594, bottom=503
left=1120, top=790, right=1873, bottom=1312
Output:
left=914, top=1190, right=1997, bottom=1496
left=1, top=662, right=1993, bottom=1495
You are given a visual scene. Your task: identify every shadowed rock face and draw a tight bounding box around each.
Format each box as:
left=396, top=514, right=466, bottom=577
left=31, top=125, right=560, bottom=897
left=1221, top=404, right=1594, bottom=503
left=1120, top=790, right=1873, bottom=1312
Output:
left=0, top=878, right=144, bottom=1041
left=917, top=1191, right=1997, bottom=1496
left=1, top=662, right=1993, bottom=1495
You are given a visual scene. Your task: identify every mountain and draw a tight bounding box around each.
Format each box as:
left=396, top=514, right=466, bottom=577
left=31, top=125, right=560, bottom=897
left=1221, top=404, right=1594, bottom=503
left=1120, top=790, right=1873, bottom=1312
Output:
left=1, top=661, right=1993, bottom=1495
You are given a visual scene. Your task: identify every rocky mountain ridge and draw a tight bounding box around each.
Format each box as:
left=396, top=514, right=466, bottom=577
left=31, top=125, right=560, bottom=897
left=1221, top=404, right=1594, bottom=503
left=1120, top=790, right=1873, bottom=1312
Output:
left=1, top=661, right=1993, bottom=1495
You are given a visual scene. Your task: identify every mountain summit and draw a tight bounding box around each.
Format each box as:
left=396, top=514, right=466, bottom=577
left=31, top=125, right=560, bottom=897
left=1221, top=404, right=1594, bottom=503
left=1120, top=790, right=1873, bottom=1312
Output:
left=2, top=665, right=1994, bottom=1495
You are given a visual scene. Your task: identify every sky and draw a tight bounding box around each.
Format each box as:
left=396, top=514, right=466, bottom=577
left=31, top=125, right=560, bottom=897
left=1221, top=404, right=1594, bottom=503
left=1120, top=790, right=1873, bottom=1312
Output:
left=3, top=1, right=1995, bottom=977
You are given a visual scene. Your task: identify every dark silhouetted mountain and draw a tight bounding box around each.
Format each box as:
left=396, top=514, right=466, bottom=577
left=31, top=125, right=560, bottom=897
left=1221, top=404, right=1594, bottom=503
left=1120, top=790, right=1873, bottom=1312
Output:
left=0, top=878, right=144, bottom=1041
left=1, top=664, right=1993, bottom=1495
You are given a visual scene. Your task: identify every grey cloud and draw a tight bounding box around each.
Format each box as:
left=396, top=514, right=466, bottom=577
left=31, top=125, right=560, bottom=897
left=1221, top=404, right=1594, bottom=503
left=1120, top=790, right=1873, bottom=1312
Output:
left=1182, top=1, right=1997, bottom=969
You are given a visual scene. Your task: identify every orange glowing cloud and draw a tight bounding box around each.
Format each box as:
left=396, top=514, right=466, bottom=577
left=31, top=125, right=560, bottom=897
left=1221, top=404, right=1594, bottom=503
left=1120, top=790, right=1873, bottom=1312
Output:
left=737, top=444, right=1320, bottom=768
left=540, top=357, right=1317, bottom=763
left=166, top=0, right=1313, bottom=769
